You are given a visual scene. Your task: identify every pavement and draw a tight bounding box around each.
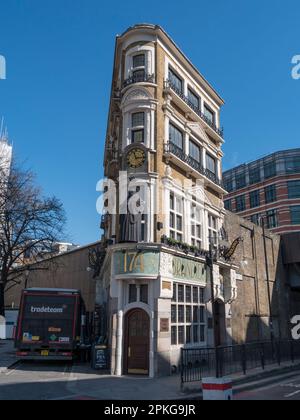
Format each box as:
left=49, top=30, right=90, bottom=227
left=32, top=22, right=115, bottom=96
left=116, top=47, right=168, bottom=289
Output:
left=1, top=339, right=300, bottom=400
left=0, top=340, right=17, bottom=374
left=0, top=361, right=190, bottom=400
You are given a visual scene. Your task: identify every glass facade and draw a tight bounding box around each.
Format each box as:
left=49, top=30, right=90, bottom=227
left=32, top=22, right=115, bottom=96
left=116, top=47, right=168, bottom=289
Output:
left=250, top=214, right=261, bottom=226
left=265, top=185, right=277, bottom=203
left=285, top=156, right=300, bottom=174
left=236, top=195, right=246, bottom=212
left=249, top=167, right=261, bottom=185
left=224, top=179, right=234, bottom=192
left=264, top=161, right=277, bottom=179
left=266, top=210, right=278, bottom=229
left=224, top=199, right=232, bottom=211
left=236, top=173, right=246, bottom=189
left=288, top=180, right=300, bottom=199
left=291, top=206, right=300, bottom=225
left=224, top=151, right=300, bottom=192
left=250, top=190, right=260, bottom=208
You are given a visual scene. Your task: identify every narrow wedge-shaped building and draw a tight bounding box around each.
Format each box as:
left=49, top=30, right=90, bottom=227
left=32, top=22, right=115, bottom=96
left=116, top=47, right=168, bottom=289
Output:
left=98, top=24, right=289, bottom=378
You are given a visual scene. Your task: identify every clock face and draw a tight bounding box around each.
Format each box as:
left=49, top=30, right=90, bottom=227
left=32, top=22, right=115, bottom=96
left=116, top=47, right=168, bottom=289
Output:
left=127, top=148, right=146, bottom=169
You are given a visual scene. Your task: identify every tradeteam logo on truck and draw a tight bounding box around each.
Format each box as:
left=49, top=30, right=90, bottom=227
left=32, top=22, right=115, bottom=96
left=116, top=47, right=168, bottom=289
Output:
left=30, top=306, right=64, bottom=314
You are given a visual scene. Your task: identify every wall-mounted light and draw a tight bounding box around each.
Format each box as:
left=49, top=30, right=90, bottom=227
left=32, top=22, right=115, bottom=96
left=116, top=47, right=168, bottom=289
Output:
left=157, top=222, right=164, bottom=231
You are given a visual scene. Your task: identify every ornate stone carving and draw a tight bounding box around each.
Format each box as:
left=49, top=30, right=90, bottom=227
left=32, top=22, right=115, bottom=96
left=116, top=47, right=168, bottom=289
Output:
left=224, top=269, right=238, bottom=304
left=122, top=89, right=152, bottom=107
left=160, top=252, right=173, bottom=277
left=165, top=165, right=173, bottom=179
left=187, top=122, right=210, bottom=144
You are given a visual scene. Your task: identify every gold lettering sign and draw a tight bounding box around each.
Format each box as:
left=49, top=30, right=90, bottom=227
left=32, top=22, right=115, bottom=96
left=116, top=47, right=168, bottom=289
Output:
left=172, top=256, right=206, bottom=282
left=114, top=251, right=160, bottom=276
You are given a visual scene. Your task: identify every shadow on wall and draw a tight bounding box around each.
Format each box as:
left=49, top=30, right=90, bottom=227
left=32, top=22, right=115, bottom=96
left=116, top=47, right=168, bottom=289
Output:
left=281, top=233, right=300, bottom=324
left=243, top=237, right=291, bottom=343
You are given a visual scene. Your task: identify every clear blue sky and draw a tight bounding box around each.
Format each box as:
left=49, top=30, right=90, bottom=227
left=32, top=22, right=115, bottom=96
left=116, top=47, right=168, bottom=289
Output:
left=0, top=0, right=299, bottom=245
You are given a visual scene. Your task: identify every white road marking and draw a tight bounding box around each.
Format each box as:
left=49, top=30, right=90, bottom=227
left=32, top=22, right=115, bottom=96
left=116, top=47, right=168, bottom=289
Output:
left=4, top=362, right=22, bottom=376
left=285, top=390, right=300, bottom=399
left=281, top=383, right=300, bottom=388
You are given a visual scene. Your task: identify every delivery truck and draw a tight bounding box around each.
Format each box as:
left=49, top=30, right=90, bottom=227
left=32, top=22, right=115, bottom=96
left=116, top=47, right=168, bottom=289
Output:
left=15, top=288, right=88, bottom=361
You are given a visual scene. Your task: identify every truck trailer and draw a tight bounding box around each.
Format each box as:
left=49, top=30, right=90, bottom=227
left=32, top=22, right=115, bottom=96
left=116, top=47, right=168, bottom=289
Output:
left=15, top=288, right=87, bottom=361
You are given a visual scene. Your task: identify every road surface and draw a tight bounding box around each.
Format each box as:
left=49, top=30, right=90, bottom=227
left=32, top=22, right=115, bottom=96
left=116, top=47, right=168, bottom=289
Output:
left=235, top=373, right=300, bottom=400
left=1, top=360, right=300, bottom=400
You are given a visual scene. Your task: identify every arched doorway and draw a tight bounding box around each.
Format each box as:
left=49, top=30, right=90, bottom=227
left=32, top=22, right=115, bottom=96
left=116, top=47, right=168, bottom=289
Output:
left=124, top=309, right=150, bottom=375
left=214, top=301, right=226, bottom=347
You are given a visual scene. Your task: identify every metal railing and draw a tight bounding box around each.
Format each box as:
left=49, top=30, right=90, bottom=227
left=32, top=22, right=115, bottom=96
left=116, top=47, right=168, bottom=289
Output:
left=181, top=340, right=300, bottom=385
left=164, top=80, right=224, bottom=139
left=165, top=142, right=223, bottom=188
left=123, top=73, right=155, bottom=88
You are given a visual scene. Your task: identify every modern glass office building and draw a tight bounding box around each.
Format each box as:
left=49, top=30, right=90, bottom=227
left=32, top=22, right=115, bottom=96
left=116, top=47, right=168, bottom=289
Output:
left=223, top=149, right=300, bottom=235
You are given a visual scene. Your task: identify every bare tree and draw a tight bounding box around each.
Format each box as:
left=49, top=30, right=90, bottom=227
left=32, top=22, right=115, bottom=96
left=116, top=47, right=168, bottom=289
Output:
left=0, top=160, right=66, bottom=316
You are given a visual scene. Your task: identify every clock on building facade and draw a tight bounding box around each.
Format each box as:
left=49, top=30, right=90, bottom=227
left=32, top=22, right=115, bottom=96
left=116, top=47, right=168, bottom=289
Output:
left=126, top=148, right=146, bottom=169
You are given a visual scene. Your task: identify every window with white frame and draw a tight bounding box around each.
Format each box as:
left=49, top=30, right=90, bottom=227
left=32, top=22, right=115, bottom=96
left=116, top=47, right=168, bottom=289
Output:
left=208, top=214, right=218, bottom=246
left=170, top=193, right=183, bottom=241
left=131, top=112, right=145, bottom=143
left=133, top=54, right=145, bottom=69
left=132, top=53, right=146, bottom=82
left=171, top=283, right=206, bottom=346
left=190, top=204, right=202, bottom=248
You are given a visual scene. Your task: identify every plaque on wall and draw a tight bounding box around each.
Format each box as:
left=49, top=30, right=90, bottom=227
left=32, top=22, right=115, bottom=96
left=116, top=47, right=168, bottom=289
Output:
left=162, top=281, right=172, bottom=291
left=160, top=318, right=170, bottom=333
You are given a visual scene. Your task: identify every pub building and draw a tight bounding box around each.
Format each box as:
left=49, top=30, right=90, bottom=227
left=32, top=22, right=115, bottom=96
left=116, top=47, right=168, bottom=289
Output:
left=97, top=24, right=287, bottom=378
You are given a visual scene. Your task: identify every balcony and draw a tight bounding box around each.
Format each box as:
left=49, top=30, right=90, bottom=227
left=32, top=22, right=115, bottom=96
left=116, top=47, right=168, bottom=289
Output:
left=123, top=73, right=156, bottom=89
left=164, top=80, right=224, bottom=140
left=164, top=142, right=225, bottom=192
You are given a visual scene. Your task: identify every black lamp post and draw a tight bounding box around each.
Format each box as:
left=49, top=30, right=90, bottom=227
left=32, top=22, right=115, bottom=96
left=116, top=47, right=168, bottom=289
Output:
left=206, top=238, right=221, bottom=378
left=259, top=215, right=274, bottom=344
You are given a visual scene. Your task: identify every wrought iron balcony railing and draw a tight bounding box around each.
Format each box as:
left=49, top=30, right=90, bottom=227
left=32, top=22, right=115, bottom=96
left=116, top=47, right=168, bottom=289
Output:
left=164, top=80, right=224, bottom=139
left=123, top=73, right=156, bottom=89
left=165, top=142, right=223, bottom=188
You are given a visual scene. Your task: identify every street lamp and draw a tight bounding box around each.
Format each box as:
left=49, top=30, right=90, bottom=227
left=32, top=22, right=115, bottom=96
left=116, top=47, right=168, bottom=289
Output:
left=258, top=214, right=274, bottom=344
left=206, top=235, right=222, bottom=378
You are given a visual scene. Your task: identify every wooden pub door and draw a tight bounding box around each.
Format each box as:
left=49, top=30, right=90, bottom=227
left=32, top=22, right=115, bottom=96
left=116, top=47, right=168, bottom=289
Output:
left=124, top=309, right=150, bottom=375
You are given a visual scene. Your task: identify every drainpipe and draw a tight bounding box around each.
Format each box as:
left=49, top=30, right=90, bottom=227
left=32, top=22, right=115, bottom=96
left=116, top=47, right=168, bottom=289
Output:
left=115, top=309, right=123, bottom=376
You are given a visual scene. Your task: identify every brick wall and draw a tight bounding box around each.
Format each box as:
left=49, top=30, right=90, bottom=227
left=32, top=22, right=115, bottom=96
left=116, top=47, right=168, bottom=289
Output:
left=224, top=211, right=290, bottom=343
